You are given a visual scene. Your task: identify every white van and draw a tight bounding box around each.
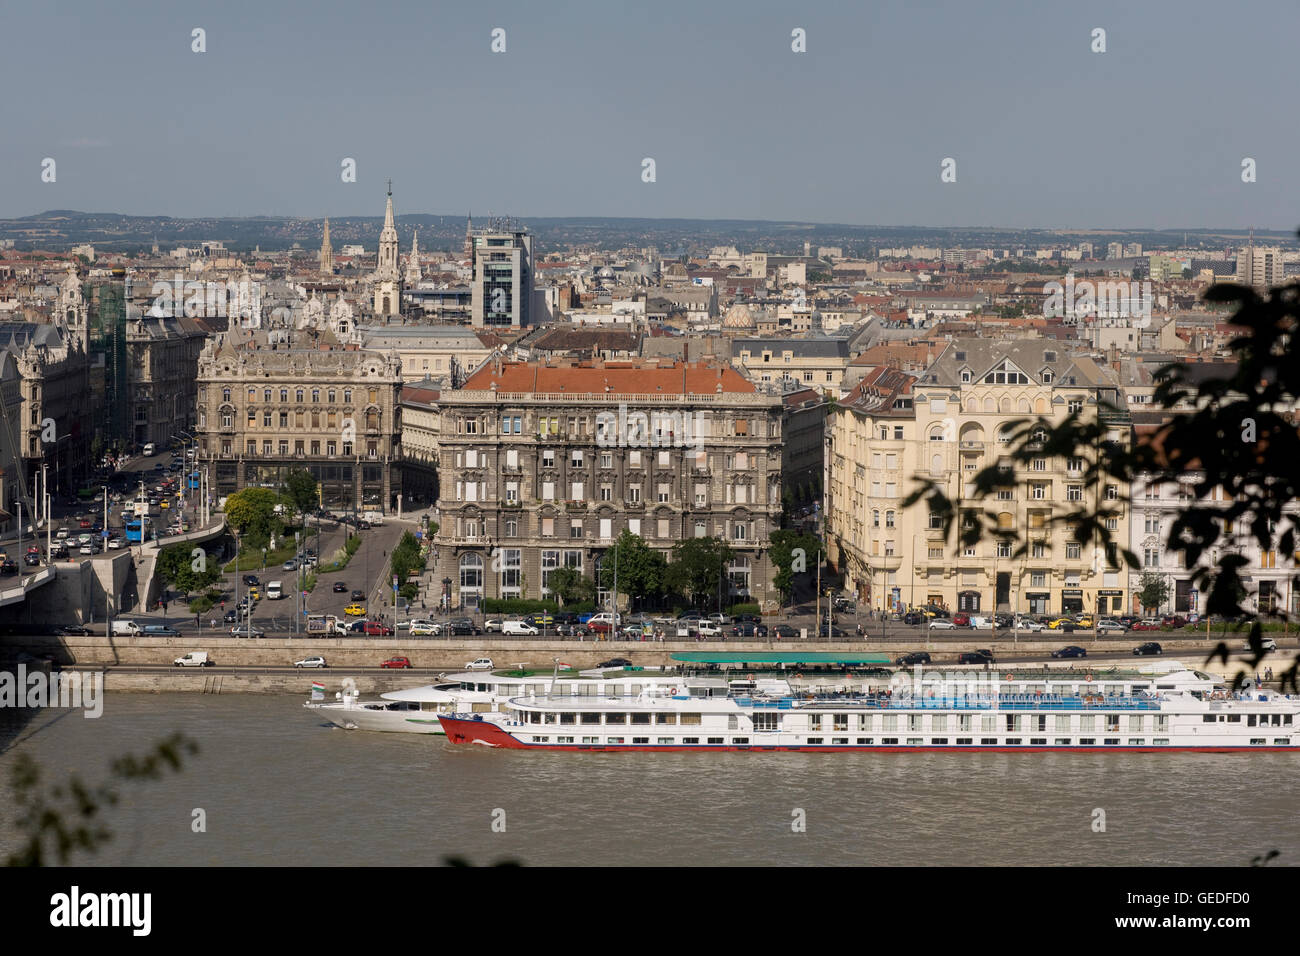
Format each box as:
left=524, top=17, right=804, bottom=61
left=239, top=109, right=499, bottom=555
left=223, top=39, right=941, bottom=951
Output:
left=173, top=651, right=212, bottom=667
left=502, top=620, right=539, bottom=636
left=266, top=581, right=284, bottom=600
left=142, top=443, right=155, bottom=457
left=362, top=510, right=383, bottom=525
left=111, top=620, right=142, bottom=636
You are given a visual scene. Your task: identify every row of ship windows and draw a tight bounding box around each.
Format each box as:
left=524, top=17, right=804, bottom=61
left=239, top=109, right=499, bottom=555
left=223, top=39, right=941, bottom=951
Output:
left=526, top=737, right=1293, bottom=746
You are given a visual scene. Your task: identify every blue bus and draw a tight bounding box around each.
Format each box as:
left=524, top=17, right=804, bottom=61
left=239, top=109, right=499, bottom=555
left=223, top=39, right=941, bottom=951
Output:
left=125, top=518, right=151, bottom=543
left=188, top=471, right=200, bottom=490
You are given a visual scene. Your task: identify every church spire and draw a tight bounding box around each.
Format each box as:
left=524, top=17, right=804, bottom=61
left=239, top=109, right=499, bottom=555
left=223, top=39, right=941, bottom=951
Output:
left=319, top=217, right=334, bottom=275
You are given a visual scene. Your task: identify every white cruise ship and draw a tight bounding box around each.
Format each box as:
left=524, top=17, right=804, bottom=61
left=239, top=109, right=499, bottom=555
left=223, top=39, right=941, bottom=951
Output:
left=438, top=666, right=1300, bottom=752
left=305, top=669, right=711, bottom=735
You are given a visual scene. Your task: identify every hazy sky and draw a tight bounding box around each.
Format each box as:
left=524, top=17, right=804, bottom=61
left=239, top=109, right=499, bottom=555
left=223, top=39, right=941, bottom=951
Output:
left=2, top=0, right=1296, bottom=230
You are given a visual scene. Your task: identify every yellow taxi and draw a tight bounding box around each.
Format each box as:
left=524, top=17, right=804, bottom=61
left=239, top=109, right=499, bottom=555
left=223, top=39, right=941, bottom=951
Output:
left=160, top=499, right=170, bottom=509
left=1046, top=617, right=1075, bottom=629
left=344, top=603, right=365, bottom=616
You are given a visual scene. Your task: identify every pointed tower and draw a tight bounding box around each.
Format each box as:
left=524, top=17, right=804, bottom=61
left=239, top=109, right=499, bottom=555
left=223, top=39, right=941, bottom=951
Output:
left=373, top=182, right=402, bottom=317
left=464, top=213, right=473, bottom=260
left=405, top=229, right=422, bottom=285
left=319, top=218, right=334, bottom=275
left=376, top=182, right=399, bottom=280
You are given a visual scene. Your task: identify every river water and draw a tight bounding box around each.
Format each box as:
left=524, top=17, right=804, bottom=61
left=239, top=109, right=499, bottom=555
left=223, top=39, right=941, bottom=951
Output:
left=0, top=693, right=1295, bottom=866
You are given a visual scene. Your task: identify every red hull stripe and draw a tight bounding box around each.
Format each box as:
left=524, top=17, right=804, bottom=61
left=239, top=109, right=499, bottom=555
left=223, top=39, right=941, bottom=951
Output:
left=436, top=718, right=1299, bottom=753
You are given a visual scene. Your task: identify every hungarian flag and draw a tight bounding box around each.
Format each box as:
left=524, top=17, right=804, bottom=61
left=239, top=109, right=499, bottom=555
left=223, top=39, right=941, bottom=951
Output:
left=311, top=681, right=325, bottom=700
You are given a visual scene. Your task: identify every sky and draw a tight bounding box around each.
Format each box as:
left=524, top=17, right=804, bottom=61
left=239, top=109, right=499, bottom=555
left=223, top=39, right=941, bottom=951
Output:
left=1, top=0, right=1296, bottom=231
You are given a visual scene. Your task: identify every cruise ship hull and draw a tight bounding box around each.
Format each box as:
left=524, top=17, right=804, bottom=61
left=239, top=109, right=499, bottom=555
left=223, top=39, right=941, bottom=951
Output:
left=437, top=716, right=1300, bottom=752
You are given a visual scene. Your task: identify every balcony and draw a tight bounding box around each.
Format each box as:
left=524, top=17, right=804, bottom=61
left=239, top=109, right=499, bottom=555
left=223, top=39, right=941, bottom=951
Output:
left=501, top=500, right=522, bottom=510
left=959, top=441, right=983, bottom=451
left=565, top=500, right=588, bottom=512
left=624, top=499, right=645, bottom=510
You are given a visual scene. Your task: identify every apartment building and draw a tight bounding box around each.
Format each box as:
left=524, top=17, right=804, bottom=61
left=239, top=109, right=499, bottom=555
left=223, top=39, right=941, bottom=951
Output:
left=827, top=339, right=1132, bottom=616
left=195, top=324, right=403, bottom=510
left=431, top=358, right=785, bottom=610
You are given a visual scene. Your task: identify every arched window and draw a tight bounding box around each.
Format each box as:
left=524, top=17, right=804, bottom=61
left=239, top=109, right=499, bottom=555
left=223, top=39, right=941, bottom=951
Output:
left=983, top=397, right=995, bottom=413
left=222, top=388, right=231, bottom=402
left=965, top=397, right=977, bottom=413
left=1034, top=397, right=1047, bottom=414
left=344, top=389, right=352, bottom=404
left=459, top=553, right=484, bottom=592
left=296, top=389, right=304, bottom=403
left=312, top=389, right=320, bottom=403
left=930, top=454, right=944, bottom=475
left=280, top=388, right=288, bottom=402
left=328, top=389, right=336, bottom=403
left=872, top=510, right=880, bottom=528
left=1017, top=398, right=1030, bottom=413
left=928, top=424, right=947, bottom=441
left=264, top=389, right=272, bottom=402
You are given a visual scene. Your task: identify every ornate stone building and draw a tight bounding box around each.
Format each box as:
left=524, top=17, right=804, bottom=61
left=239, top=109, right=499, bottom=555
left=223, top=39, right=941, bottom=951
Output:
left=0, top=267, right=93, bottom=497
left=195, top=311, right=404, bottom=511
left=431, top=358, right=785, bottom=610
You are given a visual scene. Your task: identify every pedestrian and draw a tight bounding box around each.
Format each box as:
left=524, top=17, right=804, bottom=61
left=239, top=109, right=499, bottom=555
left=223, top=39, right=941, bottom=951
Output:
left=196, top=613, right=200, bottom=626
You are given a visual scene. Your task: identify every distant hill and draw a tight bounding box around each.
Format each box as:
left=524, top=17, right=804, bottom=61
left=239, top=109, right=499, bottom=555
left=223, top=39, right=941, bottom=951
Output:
left=0, top=209, right=1291, bottom=257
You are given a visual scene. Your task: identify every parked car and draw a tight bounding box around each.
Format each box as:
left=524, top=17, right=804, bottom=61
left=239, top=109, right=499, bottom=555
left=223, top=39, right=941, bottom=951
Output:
left=55, top=625, right=91, bottom=636
left=344, top=603, right=366, bottom=616
left=1046, top=617, right=1076, bottom=630
left=1133, top=642, right=1163, bottom=656
left=1051, top=645, right=1088, bottom=659
left=1131, top=619, right=1162, bottom=631
left=464, top=658, right=494, bottom=671
left=449, top=618, right=481, bottom=635
left=696, top=621, right=724, bottom=638
left=446, top=622, right=479, bottom=636
left=350, top=590, right=366, bottom=601
left=896, top=652, right=932, bottom=666
left=1095, top=619, right=1127, bottom=633
left=1240, top=636, right=1278, bottom=652
left=381, top=657, right=413, bottom=669
left=409, top=621, right=439, bottom=636
left=818, top=624, right=848, bottom=638
left=294, top=656, right=327, bottom=668
left=952, top=612, right=971, bottom=628
left=597, top=658, right=633, bottom=669
left=928, top=619, right=957, bottom=630
left=770, top=624, right=798, bottom=639
left=363, top=621, right=394, bottom=636
left=730, top=622, right=769, bottom=638
left=1160, top=615, right=1188, bottom=629
left=502, top=620, right=539, bottom=636
left=483, top=618, right=505, bottom=633
left=958, top=650, right=995, bottom=664
left=230, top=625, right=266, bottom=639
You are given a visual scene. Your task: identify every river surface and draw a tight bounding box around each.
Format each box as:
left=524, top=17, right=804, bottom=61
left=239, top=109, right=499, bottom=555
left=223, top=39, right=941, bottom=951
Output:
left=0, top=694, right=1295, bottom=866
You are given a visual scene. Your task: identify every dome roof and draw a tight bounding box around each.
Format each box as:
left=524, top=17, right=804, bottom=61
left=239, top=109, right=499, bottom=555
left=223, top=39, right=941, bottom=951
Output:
left=723, top=303, right=756, bottom=328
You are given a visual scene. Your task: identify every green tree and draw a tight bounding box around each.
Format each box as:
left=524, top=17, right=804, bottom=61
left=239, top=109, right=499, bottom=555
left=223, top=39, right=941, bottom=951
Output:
left=283, top=468, right=318, bottom=516
left=547, top=566, right=593, bottom=607
left=1138, top=572, right=1171, bottom=614
left=769, top=529, right=821, bottom=605
left=156, top=543, right=220, bottom=597
left=223, top=487, right=281, bottom=546
left=390, top=530, right=423, bottom=582
left=598, top=530, right=667, bottom=604
left=904, top=265, right=1300, bottom=690
left=665, top=536, right=733, bottom=608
